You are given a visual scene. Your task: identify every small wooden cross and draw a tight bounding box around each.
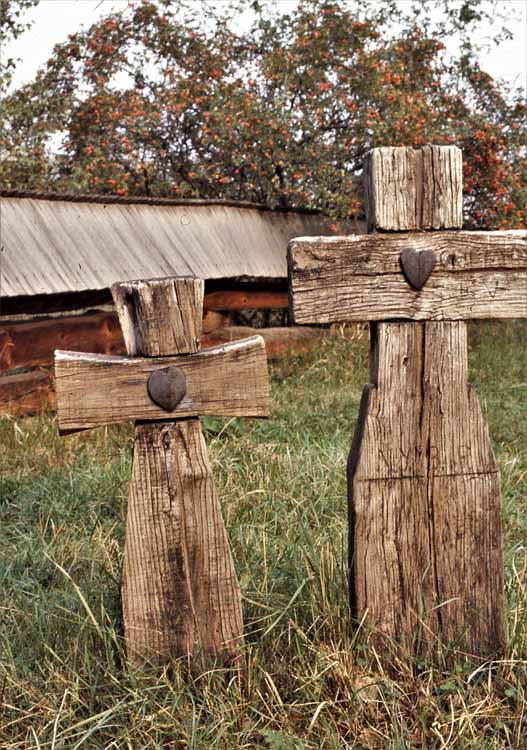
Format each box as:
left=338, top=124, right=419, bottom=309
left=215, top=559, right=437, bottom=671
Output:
left=54, top=277, right=270, bottom=665
left=289, top=145, right=527, bottom=659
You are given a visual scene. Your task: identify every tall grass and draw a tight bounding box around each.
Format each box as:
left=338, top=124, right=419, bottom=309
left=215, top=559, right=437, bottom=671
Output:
left=0, top=322, right=526, bottom=749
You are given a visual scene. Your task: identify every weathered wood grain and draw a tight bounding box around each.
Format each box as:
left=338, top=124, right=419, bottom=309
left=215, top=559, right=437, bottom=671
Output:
left=55, top=336, right=270, bottom=432
left=202, top=325, right=328, bottom=359
left=364, top=145, right=463, bottom=231
left=348, top=324, right=433, bottom=646
left=0, top=369, right=55, bottom=416
left=349, top=321, right=504, bottom=656
left=0, top=310, right=125, bottom=372
left=423, top=322, right=504, bottom=654
left=1, top=193, right=340, bottom=301
left=203, top=289, right=288, bottom=311
left=289, top=230, right=527, bottom=322
left=109, top=277, right=255, bottom=666
left=123, top=420, right=244, bottom=665
left=341, top=145, right=505, bottom=660
left=112, top=277, right=204, bottom=356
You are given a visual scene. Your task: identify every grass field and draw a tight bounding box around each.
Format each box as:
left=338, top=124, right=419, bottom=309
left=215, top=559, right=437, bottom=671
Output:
left=0, top=322, right=526, bottom=749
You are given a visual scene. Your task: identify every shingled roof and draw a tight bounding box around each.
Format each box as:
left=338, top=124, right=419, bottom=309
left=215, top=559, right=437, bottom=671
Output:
left=0, top=191, right=356, bottom=300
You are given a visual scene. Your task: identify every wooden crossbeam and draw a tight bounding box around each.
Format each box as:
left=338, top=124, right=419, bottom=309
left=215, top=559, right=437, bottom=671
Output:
left=289, top=230, right=527, bottom=323
left=55, top=336, right=269, bottom=432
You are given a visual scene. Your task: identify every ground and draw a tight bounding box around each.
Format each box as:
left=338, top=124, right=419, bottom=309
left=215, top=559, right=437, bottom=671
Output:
left=0, top=322, right=526, bottom=749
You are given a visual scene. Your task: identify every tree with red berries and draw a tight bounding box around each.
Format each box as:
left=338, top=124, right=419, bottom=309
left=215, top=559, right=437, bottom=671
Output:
left=1, top=0, right=525, bottom=229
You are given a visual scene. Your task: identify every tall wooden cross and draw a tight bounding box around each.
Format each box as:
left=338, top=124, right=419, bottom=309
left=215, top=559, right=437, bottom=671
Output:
left=54, top=277, right=270, bottom=665
left=289, top=145, right=527, bottom=659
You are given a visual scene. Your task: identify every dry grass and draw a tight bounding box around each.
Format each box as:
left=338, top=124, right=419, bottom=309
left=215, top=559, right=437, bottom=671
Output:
left=0, top=322, right=526, bottom=749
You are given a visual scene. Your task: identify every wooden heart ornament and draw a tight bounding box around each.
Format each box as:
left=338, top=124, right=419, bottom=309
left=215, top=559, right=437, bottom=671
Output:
left=400, top=248, right=437, bottom=290
left=147, top=366, right=187, bottom=411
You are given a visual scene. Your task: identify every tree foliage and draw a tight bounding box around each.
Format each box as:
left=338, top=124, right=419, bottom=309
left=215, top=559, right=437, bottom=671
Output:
left=0, top=0, right=39, bottom=89
left=1, top=0, right=525, bottom=229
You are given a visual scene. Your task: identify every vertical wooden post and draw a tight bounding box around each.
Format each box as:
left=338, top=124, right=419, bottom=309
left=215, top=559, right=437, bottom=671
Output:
left=111, top=278, right=244, bottom=665
left=349, top=146, right=504, bottom=658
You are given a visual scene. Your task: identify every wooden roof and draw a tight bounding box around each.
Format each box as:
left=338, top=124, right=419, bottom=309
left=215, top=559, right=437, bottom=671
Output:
left=0, top=192, right=354, bottom=300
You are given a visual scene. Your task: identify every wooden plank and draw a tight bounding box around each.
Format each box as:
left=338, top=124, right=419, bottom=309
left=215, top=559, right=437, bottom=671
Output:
left=111, top=278, right=204, bottom=356
left=0, top=326, right=310, bottom=419
left=55, top=336, right=270, bottom=432
left=0, top=311, right=125, bottom=372
left=349, top=321, right=504, bottom=656
left=203, top=290, right=288, bottom=310
left=123, top=419, right=244, bottom=664
left=1, top=195, right=336, bottom=300
left=202, top=325, right=327, bottom=359
left=289, top=230, right=527, bottom=322
left=364, top=145, right=463, bottom=231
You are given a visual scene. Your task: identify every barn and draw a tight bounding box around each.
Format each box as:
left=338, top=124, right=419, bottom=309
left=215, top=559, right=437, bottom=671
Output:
left=0, top=190, right=363, bottom=415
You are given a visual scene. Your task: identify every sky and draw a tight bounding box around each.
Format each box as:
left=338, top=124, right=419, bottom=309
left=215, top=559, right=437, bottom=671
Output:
left=2, top=0, right=527, bottom=93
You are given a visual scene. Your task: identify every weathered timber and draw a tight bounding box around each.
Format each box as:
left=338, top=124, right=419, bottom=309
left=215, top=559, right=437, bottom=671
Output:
left=349, top=321, right=504, bottom=655
left=0, top=323, right=311, bottom=419
left=0, top=301, right=258, bottom=374
left=0, top=328, right=309, bottom=419
left=289, top=145, right=509, bottom=660
left=203, top=290, right=288, bottom=311
left=0, top=311, right=125, bottom=372
left=0, top=369, right=55, bottom=415
left=364, top=144, right=463, bottom=231
left=55, top=336, right=270, bottom=432
left=107, top=277, right=260, bottom=665
left=202, top=325, right=328, bottom=359
left=289, top=230, right=527, bottom=323
left=112, top=278, right=203, bottom=356
left=123, top=419, right=244, bottom=664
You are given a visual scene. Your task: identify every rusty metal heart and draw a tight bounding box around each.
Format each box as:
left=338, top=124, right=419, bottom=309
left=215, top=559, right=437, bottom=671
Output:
left=147, top=366, right=187, bottom=412
left=400, top=248, right=437, bottom=290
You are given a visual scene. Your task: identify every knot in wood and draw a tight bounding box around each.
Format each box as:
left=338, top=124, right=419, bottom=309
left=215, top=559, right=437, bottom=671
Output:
left=147, top=366, right=187, bottom=412
left=400, top=248, right=437, bottom=290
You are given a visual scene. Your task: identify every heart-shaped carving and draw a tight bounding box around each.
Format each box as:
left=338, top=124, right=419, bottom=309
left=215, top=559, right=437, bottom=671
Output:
left=400, top=248, right=437, bottom=290
left=147, top=366, right=187, bottom=411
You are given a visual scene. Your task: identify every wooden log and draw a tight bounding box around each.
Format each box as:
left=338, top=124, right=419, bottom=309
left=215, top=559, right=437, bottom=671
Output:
left=288, top=230, right=527, bottom=323
left=0, top=310, right=125, bottom=372
left=111, top=278, right=246, bottom=666
left=202, top=309, right=230, bottom=333
left=55, top=336, right=270, bottom=432
left=364, top=145, right=463, bottom=231
left=203, top=290, right=288, bottom=311
left=112, top=277, right=203, bottom=356
left=349, top=321, right=504, bottom=656
left=202, top=325, right=327, bottom=359
left=0, top=369, right=55, bottom=416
